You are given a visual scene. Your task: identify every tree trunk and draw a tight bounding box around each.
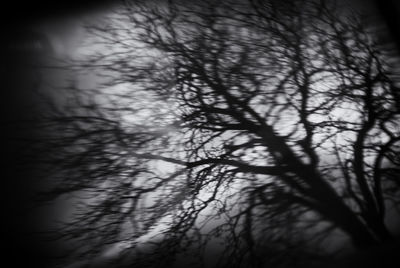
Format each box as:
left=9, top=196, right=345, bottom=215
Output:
left=258, top=126, right=391, bottom=248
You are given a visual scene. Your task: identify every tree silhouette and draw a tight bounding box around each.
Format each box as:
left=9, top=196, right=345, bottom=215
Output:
left=23, top=0, right=400, bottom=267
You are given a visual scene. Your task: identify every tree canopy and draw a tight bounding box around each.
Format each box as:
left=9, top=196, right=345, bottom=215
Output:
left=22, top=0, right=400, bottom=267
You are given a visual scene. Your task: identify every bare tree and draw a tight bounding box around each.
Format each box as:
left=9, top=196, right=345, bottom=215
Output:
left=23, top=0, right=400, bottom=267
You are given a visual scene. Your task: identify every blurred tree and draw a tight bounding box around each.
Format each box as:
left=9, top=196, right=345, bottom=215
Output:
left=23, top=0, right=400, bottom=267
